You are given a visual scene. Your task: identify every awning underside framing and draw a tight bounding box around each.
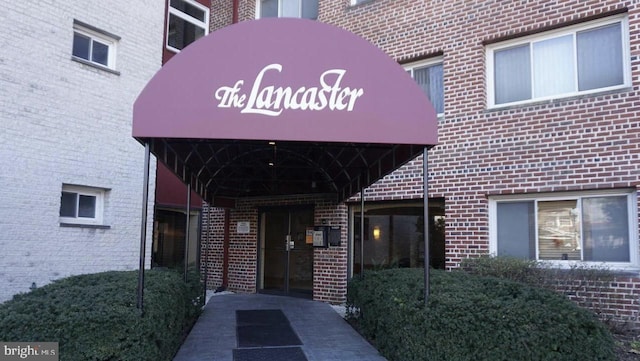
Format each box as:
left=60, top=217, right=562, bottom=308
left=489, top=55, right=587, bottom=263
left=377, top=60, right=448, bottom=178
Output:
left=146, top=137, right=428, bottom=205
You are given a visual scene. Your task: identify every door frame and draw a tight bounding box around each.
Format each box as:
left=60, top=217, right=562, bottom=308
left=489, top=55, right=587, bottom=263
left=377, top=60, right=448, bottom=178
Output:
left=256, top=204, right=315, bottom=296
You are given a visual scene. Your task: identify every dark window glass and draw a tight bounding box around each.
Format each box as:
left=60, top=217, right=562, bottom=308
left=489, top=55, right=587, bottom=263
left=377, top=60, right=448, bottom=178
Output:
left=78, top=195, right=96, bottom=218
left=168, top=14, right=206, bottom=50
left=494, top=44, right=531, bottom=104
left=60, top=192, right=77, bottom=217
left=582, top=196, right=629, bottom=262
left=72, top=33, right=91, bottom=60
left=170, top=0, right=206, bottom=21
left=413, top=63, right=444, bottom=114
left=91, top=41, right=109, bottom=66
left=353, top=202, right=446, bottom=274
left=261, top=0, right=278, bottom=17
left=497, top=201, right=536, bottom=259
left=577, top=23, right=624, bottom=91
left=301, top=0, right=318, bottom=19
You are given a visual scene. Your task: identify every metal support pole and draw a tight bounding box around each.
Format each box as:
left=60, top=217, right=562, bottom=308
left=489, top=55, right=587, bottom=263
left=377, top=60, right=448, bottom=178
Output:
left=360, top=183, right=365, bottom=277
left=184, top=181, right=191, bottom=282
left=137, top=142, right=151, bottom=313
left=423, top=148, right=430, bottom=304
left=202, top=205, right=209, bottom=304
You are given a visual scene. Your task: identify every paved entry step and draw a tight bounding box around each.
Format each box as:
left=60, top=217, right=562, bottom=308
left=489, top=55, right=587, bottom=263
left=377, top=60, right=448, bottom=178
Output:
left=233, top=347, right=307, bottom=361
left=236, top=309, right=302, bottom=347
left=234, top=309, right=308, bottom=361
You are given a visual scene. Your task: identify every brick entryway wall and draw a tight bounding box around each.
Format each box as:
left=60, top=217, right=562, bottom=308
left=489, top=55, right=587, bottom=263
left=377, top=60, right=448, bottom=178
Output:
left=201, top=194, right=349, bottom=304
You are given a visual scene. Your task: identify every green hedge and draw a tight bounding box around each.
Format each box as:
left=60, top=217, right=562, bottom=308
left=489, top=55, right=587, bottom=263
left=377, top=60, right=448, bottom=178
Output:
left=460, top=256, right=613, bottom=288
left=0, top=269, right=203, bottom=361
left=347, top=268, right=615, bottom=361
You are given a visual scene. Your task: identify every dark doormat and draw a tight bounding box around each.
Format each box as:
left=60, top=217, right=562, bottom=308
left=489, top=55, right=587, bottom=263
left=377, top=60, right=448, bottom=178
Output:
left=233, top=347, right=308, bottom=361
left=236, top=309, right=302, bottom=348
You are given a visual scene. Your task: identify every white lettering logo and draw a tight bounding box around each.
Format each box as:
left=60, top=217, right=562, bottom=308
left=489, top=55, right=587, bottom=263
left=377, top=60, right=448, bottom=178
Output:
left=214, top=63, right=364, bottom=116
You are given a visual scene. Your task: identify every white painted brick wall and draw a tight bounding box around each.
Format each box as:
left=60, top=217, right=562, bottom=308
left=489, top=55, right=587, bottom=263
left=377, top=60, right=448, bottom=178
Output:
left=0, top=1, right=163, bottom=301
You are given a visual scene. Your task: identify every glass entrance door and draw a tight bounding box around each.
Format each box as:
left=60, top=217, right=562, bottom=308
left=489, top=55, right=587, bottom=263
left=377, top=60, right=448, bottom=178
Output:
left=260, top=207, right=314, bottom=296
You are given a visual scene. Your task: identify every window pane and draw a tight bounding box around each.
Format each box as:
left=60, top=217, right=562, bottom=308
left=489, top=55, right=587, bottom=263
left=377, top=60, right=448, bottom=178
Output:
left=72, top=33, right=90, bottom=60
left=538, top=200, right=581, bottom=260
left=170, top=0, right=206, bottom=22
left=78, top=195, right=96, bottom=218
left=354, top=204, right=445, bottom=274
left=301, top=0, right=318, bottom=20
left=494, top=44, right=531, bottom=104
left=60, top=192, right=77, bottom=217
left=577, top=23, right=623, bottom=91
left=260, top=0, right=278, bottom=17
left=413, top=64, right=444, bottom=114
left=365, top=215, right=391, bottom=268
left=582, top=196, right=629, bottom=262
left=497, top=202, right=535, bottom=259
left=168, top=14, right=205, bottom=50
left=91, top=41, right=109, bottom=66
left=281, top=0, right=300, bottom=17
left=532, top=35, right=575, bottom=98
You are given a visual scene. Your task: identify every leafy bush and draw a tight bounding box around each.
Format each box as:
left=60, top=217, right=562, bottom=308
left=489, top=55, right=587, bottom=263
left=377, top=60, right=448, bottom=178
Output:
left=0, top=269, right=203, bottom=361
left=460, top=256, right=613, bottom=289
left=347, top=268, right=615, bottom=361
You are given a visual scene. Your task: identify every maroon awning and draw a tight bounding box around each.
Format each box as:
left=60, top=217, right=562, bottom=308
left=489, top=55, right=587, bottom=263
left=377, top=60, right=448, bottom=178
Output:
left=133, top=18, right=437, bottom=204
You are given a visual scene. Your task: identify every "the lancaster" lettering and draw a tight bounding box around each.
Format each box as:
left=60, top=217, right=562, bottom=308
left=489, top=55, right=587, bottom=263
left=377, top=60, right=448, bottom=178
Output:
left=214, top=64, right=364, bottom=116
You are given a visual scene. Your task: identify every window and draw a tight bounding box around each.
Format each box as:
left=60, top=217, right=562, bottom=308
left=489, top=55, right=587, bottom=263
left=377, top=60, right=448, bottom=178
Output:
left=258, top=0, right=318, bottom=20
left=351, top=200, right=446, bottom=276
left=487, top=15, right=629, bottom=107
left=350, top=0, right=369, bottom=4
left=489, top=190, right=638, bottom=267
left=405, top=59, right=444, bottom=115
left=167, top=0, right=209, bottom=52
left=59, top=185, right=106, bottom=226
left=72, top=21, right=119, bottom=70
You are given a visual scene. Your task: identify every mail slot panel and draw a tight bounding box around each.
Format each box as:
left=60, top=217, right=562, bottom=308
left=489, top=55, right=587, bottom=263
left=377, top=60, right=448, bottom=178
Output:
left=312, top=226, right=341, bottom=248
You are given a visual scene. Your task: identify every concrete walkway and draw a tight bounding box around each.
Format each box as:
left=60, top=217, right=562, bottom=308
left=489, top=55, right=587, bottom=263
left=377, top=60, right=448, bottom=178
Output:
left=173, top=293, right=387, bottom=361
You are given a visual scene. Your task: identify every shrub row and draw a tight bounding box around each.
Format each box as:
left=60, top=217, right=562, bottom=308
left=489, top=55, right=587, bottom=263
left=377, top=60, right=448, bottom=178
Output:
left=460, top=256, right=614, bottom=288
left=347, top=268, right=615, bottom=361
left=0, top=269, right=203, bottom=361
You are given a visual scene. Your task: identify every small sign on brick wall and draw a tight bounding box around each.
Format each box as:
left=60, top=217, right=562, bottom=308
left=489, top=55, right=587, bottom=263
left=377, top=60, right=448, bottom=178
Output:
left=237, top=221, right=250, bottom=234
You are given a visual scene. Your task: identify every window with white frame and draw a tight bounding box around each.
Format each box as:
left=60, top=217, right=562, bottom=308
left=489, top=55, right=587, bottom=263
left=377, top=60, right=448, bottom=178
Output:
left=258, top=0, right=318, bottom=20
left=486, top=14, right=630, bottom=107
left=489, top=190, right=638, bottom=267
left=59, top=185, right=106, bottom=226
left=72, top=21, right=119, bottom=70
left=167, top=0, right=209, bottom=52
left=405, top=59, right=444, bottom=115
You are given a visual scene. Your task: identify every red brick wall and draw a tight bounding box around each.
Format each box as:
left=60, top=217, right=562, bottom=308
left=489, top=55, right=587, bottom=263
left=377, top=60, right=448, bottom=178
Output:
left=201, top=194, right=348, bottom=303
left=313, top=201, right=348, bottom=303
left=206, top=0, right=640, bottom=324
left=551, top=275, right=640, bottom=327
left=321, top=0, right=640, bottom=325
left=201, top=206, right=225, bottom=289
left=320, top=0, right=640, bottom=270
left=211, top=0, right=255, bottom=31
left=210, top=0, right=233, bottom=30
